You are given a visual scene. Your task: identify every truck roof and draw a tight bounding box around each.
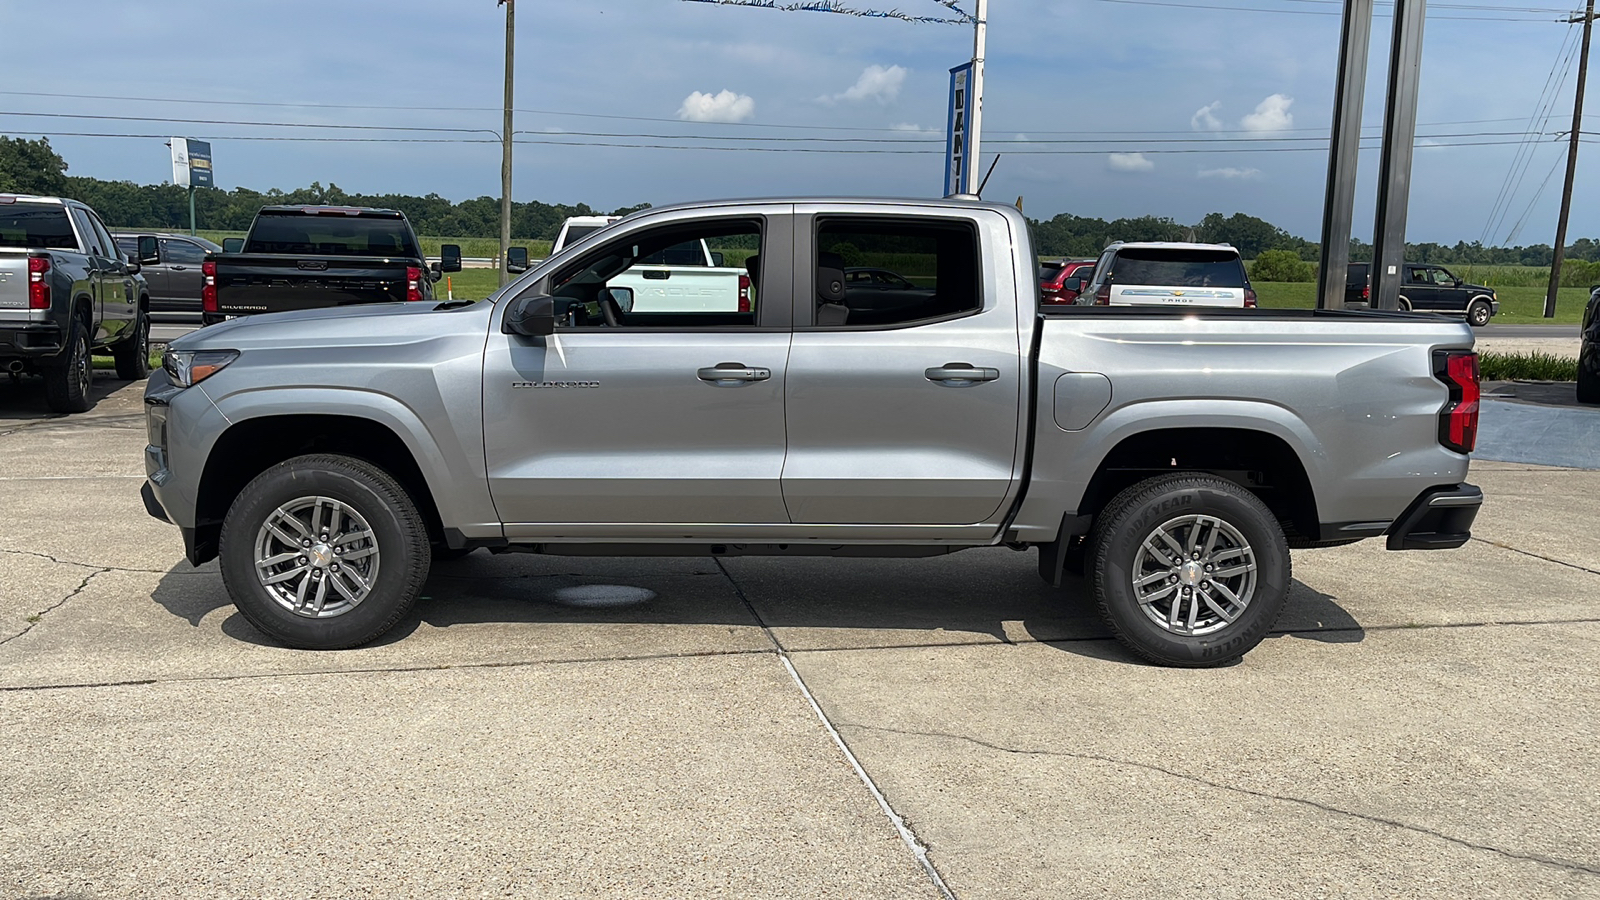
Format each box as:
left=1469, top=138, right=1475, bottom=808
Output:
left=257, top=205, right=405, bottom=218
left=1104, top=241, right=1237, bottom=252
left=0, top=194, right=78, bottom=207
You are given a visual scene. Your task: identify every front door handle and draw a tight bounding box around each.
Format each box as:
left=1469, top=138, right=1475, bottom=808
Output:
left=925, top=363, right=1000, bottom=385
left=698, top=362, right=771, bottom=385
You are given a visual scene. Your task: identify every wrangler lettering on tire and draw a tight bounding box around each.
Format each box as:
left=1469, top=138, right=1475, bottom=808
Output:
left=1089, top=473, right=1291, bottom=667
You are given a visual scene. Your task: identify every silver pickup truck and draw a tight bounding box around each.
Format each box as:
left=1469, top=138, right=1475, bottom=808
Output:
left=141, top=197, right=1483, bottom=667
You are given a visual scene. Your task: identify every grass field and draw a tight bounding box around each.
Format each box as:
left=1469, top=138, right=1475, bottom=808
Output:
left=1252, top=281, right=1587, bottom=324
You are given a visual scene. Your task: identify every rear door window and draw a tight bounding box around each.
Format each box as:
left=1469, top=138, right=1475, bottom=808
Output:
left=162, top=240, right=207, bottom=264
left=808, top=216, right=980, bottom=328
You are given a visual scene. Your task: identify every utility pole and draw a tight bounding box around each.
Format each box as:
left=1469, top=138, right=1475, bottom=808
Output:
left=965, top=0, right=987, bottom=193
left=499, top=0, right=515, bottom=287
left=1545, top=0, right=1593, bottom=318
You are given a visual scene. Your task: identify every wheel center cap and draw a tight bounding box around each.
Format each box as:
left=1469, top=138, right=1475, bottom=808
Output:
left=309, top=543, right=334, bottom=567
left=1180, top=561, right=1203, bottom=586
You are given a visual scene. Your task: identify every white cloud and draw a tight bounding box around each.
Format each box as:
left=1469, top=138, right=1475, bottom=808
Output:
left=1013, top=133, right=1032, bottom=143
left=678, top=89, right=755, bottom=123
left=1108, top=152, right=1155, bottom=172
left=821, top=65, right=907, bottom=104
left=1240, top=94, right=1294, bottom=132
left=891, top=122, right=935, bottom=133
left=1191, top=101, right=1223, bottom=132
left=1198, top=166, right=1261, bottom=180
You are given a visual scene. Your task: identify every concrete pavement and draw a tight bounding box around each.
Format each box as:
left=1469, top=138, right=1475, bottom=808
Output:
left=2, top=380, right=1597, bottom=899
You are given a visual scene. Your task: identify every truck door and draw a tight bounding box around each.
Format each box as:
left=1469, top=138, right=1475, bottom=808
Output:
left=781, top=207, right=1023, bottom=525
left=159, top=238, right=208, bottom=315
left=483, top=209, right=795, bottom=536
left=1403, top=265, right=1440, bottom=312
left=67, top=207, right=110, bottom=340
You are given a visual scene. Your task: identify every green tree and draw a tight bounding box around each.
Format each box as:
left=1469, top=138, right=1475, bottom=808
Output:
left=0, top=136, right=69, bottom=196
left=1250, top=249, right=1315, bottom=282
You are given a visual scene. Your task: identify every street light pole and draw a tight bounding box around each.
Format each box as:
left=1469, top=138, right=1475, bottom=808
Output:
left=965, top=0, right=987, bottom=194
left=499, top=0, right=515, bottom=287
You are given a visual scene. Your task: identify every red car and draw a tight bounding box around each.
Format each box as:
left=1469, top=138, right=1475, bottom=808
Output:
left=1040, top=258, right=1097, bottom=305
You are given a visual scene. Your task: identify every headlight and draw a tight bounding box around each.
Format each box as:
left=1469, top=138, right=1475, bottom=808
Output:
left=162, top=349, right=239, bottom=387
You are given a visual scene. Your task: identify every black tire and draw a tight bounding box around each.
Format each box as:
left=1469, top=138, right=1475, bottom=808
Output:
left=1466, top=301, right=1492, bottom=328
left=112, top=307, right=150, bottom=381
left=43, top=314, right=92, bottom=413
left=1088, top=473, right=1291, bottom=667
left=1578, top=360, right=1600, bottom=404
left=1398, top=296, right=1412, bottom=312
left=219, top=453, right=431, bottom=649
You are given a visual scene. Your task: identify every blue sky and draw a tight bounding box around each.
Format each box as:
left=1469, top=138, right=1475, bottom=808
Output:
left=0, top=0, right=1591, bottom=244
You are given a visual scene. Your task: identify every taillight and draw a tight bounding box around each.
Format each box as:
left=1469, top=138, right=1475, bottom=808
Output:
left=1244, top=287, right=1257, bottom=308
left=1094, top=283, right=1111, bottom=306
left=1435, top=350, right=1480, bottom=454
left=201, top=260, right=217, bottom=312
left=27, top=255, right=50, bottom=309
left=406, top=266, right=423, bottom=302
left=1362, top=284, right=1370, bottom=301
left=737, top=273, right=751, bottom=313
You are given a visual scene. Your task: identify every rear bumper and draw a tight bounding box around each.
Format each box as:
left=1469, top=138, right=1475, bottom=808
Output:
left=1386, top=483, right=1482, bottom=550
left=0, top=323, right=63, bottom=359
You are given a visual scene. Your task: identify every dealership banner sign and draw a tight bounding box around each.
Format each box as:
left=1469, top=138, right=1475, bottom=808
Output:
left=170, top=138, right=214, bottom=189
left=944, top=63, right=972, bottom=197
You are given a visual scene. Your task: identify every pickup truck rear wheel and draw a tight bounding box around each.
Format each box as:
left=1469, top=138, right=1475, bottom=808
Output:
left=219, top=453, right=431, bottom=649
left=1467, top=301, right=1492, bottom=327
left=112, top=308, right=150, bottom=380
left=43, top=315, right=92, bottom=413
left=1089, top=473, right=1290, bottom=667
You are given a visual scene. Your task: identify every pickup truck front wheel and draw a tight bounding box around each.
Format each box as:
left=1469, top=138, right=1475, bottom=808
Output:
left=219, top=454, right=431, bottom=649
left=1089, top=474, right=1290, bottom=667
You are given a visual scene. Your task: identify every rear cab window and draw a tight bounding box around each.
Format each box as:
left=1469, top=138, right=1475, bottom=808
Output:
left=0, top=203, right=78, bottom=250
left=245, top=210, right=420, bottom=258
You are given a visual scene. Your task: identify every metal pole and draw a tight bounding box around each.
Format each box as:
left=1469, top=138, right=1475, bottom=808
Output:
left=188, top=186, right=196, bottom=236
left=1544, top=0, right=1593, bottom=318
left=964, top=0, right=986, bottom=194
left=1316, top=0, right=1375, bottom=310
left=1370, top=0, right=1428, bottom=312
left=499, top=0, right=515, bottom=287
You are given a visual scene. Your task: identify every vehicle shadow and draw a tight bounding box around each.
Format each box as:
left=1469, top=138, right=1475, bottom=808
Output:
left=0, top=371, right=141, bottom=423
left=151, top=548, right=1365, bottom=665
left=1483, top=380, right=1587, bottom=410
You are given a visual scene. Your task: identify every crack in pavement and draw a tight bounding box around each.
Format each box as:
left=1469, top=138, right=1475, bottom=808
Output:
left=0, top=546, right=176, bottom=575
left=1470, top=537, right=1600, bottom=578
left=837, top=722, right=1600, bottom=879
left=0, top=568, right=109, bottom=648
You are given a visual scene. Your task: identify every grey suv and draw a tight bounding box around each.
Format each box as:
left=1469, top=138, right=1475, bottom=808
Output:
left=113, top=233, right=223, bottom=323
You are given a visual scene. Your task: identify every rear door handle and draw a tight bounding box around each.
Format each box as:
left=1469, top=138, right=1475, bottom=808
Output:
left=698, top=362, right=771, bottom=384
left=925, top=363, right=1000, bottom=385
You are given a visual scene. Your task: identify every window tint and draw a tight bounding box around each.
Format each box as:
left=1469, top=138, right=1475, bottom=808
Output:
left=244, top=212, right=419, bottom=257
left=163, top=240, right=207, bottom=264
left=115, top=235, right=139, bottom=255
left=812, top=217, right=980, bottom=327
left=69, top=208, right=102, bottom=255
left=1039, top=263, right=1065, bottom=281
left=549, top=219, right=761, bottom=328
left=87, top=213, right=119, bottom=261
left=0, top=204, right=77, bottom=249
left=1106, top=249, right=1244, bottom=288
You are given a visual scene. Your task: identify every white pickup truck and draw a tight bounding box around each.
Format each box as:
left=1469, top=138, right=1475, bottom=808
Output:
left=552, top=215, right=750, bottom=314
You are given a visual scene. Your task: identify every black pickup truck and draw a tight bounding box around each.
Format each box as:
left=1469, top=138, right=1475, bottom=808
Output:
left=203, top=206, right=461, bottom=326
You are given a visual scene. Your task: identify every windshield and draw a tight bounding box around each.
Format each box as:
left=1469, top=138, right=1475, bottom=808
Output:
left=1111, top=249, right=1244, bottom=288
left=1039, top=263, right=1065, bottom=280
left=0, top=203, right=77, bottom=250
left=244, top=212, right=419, bottom=257
left=563, top=224, right=606, bottom=245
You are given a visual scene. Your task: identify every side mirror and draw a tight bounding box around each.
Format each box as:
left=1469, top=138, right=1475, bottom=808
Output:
left=817, top=266, right=846, bottom=303
left=710, top=251, right=725, bottom=267
left=1064, top=276, right=1084, bottom=293
left=506, top=246, right=529, bottom=274
left=222, top=237, right=244, bottom=253
left=137, top=235, right=160, bottom=266
left=502, top=294, right=556, bottom=336
left=440, top=243, right=462, bottom=273
left=124, top=253, right=142, bottom=274
left=606, top=285, right=635, bottom=314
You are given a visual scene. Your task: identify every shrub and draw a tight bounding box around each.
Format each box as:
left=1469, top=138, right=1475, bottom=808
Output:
left=1477, top=351, right=1578, bottom=382
left=1249, top=249, right=1315, bottom=283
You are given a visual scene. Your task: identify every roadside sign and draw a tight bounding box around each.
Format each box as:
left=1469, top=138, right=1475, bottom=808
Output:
left=944, top=63, right=973, bottom=196
left=170, top=138, right=214, bottom=189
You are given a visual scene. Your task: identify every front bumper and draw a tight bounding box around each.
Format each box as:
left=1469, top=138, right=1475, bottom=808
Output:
left=0, top=323, right=63, bottom=360
left=1386, top=483, right=1481, bottom=550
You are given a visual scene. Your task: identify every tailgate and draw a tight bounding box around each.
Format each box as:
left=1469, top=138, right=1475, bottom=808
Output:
left=1110, top=283, right=1245, bottom=307
left=213, top=255, right=412, bottom=314
left=0, top=251, right=34, bottom=320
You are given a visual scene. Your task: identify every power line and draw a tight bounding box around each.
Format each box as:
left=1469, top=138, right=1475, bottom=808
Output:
left=1504, top=144, right=1570, bottom=242
left=1089, top=0, right=1568, bottom=19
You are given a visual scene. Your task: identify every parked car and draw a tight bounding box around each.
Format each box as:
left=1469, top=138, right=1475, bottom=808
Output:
left=143, top=196, right=1483, bottom=668
left=1040, top=258, right=1096, bottom=305
left=1580, top=285, right=1600, bottom=404
left=203, top=205, right=459, bottom=325
left=550, top=215, right=621, bottom=254
left=1346, top=262, right=1499, bottom=326
left=1, top=194, right=151, bottom=411
left=112, top=232, right=222, bottom=324
left=1074, top=242, right=1257, bottom=308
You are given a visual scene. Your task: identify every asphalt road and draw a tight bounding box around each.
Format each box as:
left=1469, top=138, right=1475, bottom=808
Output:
left=1, top=379, right=1597, bottom=899
left=1479, top=323, right=1580, bottom=338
